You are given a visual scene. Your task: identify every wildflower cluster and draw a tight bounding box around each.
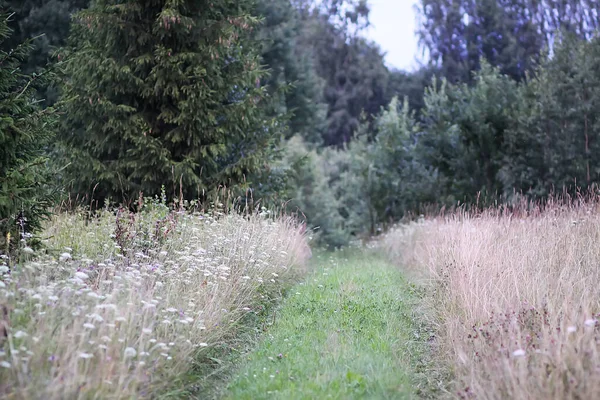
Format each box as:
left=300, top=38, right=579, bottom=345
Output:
left=0, top=207, right=309, bottom=398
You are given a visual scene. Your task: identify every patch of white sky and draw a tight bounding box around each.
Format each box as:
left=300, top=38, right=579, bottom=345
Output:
left=365, top=0, right=423, bottom=71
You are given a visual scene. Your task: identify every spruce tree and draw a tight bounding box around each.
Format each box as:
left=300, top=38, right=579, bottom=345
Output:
left=59, top=0, right=278, bottom=204
left=0, top=8, right=57, bottom=253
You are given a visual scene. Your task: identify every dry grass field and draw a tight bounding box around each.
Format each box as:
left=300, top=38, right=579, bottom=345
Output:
left=384, top=200, right=600, bottom=399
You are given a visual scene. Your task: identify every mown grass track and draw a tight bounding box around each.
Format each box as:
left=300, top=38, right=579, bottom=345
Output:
left=222, top=250, right=436, bottom=400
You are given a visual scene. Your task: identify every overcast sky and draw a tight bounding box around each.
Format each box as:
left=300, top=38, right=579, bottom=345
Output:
left=365, top=0, right=421, bottom=71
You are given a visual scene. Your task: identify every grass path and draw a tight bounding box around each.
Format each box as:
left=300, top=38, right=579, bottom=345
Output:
left=222, top=250, right=435, bottom=399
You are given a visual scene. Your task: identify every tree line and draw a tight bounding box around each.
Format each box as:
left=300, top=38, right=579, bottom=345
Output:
left=3, top=0, right=600, bottom=249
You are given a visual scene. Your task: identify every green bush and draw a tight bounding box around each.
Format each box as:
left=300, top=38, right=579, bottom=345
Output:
left=280, top=136, right=349, bottom=248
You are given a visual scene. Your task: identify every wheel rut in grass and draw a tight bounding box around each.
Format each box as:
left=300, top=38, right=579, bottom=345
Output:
left=223, top=250, right=434, bottom=399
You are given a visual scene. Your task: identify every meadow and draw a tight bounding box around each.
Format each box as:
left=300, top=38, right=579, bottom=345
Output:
left=5, top=1, right=600, bottom=399
left=0, top=203, right=310, bottom=399
left=384, top=200, right=600, bottom=399
left=4, top=197, right=600, bottom=399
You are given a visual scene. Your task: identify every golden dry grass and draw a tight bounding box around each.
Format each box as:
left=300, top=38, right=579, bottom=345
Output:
left=384, top=202, right=600, bottom=399
left=0, top=206, right=309, bottom=399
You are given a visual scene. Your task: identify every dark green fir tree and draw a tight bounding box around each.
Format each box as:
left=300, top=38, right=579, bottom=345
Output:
left=59, top=0, right=279, bottom=205
left=0, top=7, right=57, bottom=254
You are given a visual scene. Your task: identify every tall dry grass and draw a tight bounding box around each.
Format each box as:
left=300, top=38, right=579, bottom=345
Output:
left=384, top=202, right=600, bottom=399
left=0, top=205, right=310, bottom=399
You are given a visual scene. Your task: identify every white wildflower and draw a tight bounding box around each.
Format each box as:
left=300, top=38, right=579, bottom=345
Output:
left=79, top=353, right=93, bottom=359
left=142, top=328, right=152, bottom=334
left=124, top=347, right=137, bottom=358
left=22, top=247, right=34, bottom=254
left=585, top=319, right=598, bottom=327
left=59, top=253, right=72, bottom=262
left=512, top=349, right=526, bottom=357
left=567, top=326, right=577, bottom=333
left=0, top=361, right=11, bottom=368
left=87, top=313, right=104, bottom=322
left=83, top=323, right=95, bottom=330
left=74, top=272, right=89, bottom=280
left=14, top=331, right=27, bottom=339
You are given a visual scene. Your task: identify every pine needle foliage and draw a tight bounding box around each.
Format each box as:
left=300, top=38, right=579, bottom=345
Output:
left=0, top=7, right=57, bottom=253
left=59, top=0, right=279, bottom=205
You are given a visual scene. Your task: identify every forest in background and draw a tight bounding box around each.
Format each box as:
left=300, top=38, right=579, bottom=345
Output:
left=4, top=0, right=600, bottom=249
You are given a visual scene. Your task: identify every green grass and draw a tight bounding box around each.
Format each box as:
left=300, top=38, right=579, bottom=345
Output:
left=159, top=286, right=287, bottom=399
left=222, top=250, right=435, bottom=400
